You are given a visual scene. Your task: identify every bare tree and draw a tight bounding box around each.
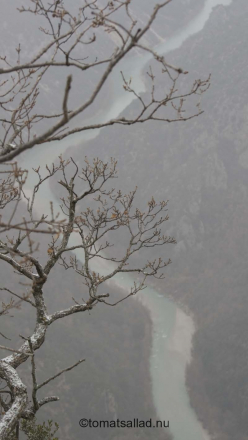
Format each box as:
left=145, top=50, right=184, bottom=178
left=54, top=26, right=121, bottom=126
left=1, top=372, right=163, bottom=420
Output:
left=0, top=156, right=176, bottom=438
left=0, top=1, right=210, bottom=438
left=0, top=0, right=209, bottom=163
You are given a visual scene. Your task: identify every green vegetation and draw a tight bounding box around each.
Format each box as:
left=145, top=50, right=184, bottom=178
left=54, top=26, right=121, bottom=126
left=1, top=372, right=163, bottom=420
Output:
left=7, top=418, right=59, bottom=440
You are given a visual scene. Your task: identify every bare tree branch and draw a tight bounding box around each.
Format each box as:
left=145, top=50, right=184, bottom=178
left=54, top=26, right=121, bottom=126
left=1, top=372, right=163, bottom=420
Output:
left=0, top=1, right=210, bottom=438
left=0, top=0, right=209, bottom=163
left=37, top=358, right=85, bottom=390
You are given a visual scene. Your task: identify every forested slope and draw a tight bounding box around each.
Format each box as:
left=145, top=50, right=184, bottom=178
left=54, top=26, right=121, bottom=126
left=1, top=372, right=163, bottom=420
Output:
left=68, top=1, right=248, bottom=439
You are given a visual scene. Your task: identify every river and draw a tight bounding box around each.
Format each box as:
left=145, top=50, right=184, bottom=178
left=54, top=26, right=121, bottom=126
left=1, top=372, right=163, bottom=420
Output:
left=20, top=1, right=232, bottom=439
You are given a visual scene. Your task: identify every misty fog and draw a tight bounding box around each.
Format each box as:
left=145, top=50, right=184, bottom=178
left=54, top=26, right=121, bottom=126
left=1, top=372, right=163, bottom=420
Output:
left=1, top=1, right=247, bottom=440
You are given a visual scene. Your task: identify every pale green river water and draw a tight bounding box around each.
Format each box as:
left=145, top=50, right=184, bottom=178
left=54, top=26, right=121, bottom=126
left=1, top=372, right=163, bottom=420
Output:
left=20, top=1, right=232, bottom=438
